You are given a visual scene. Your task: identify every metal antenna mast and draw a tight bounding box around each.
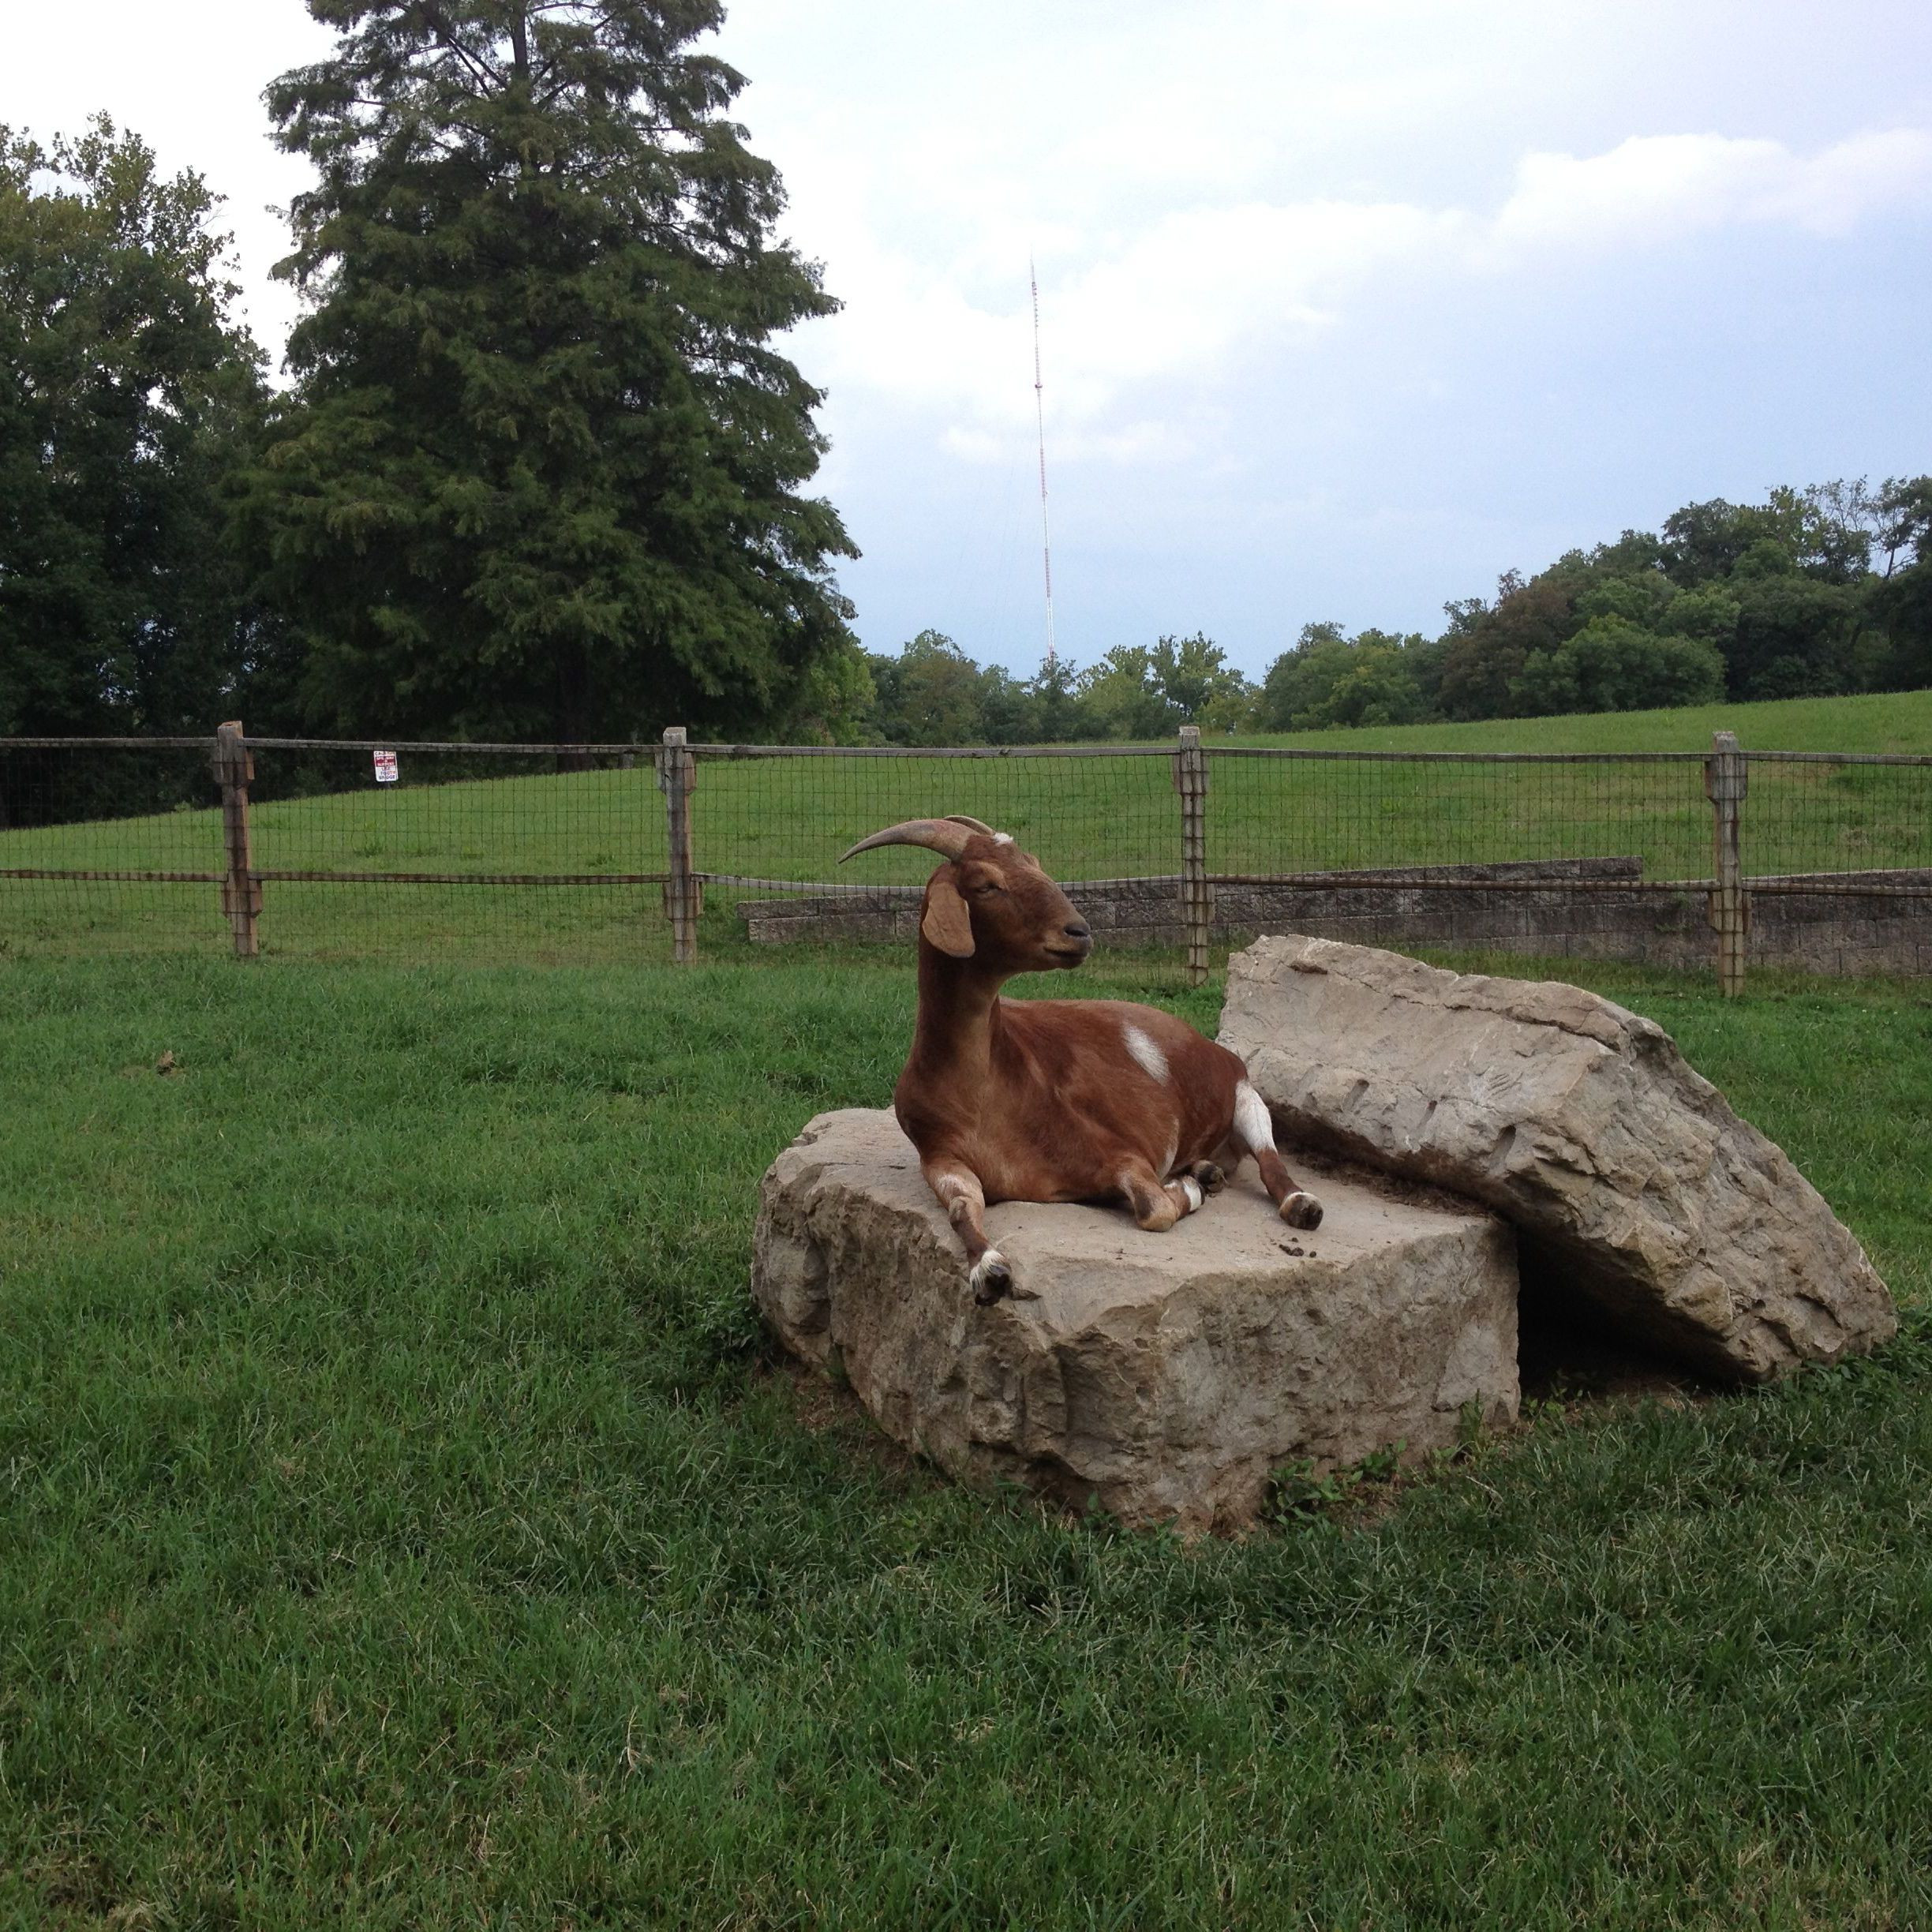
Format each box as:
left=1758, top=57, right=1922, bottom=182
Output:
left=1030, top=259, right=1057, bottom=669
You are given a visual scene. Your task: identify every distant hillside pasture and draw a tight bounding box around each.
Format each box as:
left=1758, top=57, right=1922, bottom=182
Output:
left=4, top=689, right=1931, bottom=962
left=1229, top=687, right=1932, bottom=755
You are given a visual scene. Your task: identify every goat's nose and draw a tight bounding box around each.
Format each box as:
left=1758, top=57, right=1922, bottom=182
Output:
left=1063, top=919, right=1091, bottom=941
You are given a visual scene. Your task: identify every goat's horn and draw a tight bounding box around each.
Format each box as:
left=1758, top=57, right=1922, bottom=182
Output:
left=840, top=818, right=979, bottom=864
left=942, top=814, right=998, bottom=836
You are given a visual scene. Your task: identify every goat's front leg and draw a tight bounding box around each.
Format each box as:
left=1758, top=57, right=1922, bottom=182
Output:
left=1117, top=1155, right=1211, bottom=1233
left=924, top=1161, right=1011, bottom=1304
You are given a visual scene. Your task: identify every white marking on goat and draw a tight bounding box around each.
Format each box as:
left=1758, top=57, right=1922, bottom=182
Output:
left=1178, top=1174, right=1204, bottom=1213
left=1234, top=1079, right=1274, bottom=1150
left=1123, top=1024, right=1168, bottom=1084
left=994, top=832, right=1013, bottom=845
left=968, top=1248, right=1007, bottom=1294
left=1161, top=1129, right=1178, bottom=1177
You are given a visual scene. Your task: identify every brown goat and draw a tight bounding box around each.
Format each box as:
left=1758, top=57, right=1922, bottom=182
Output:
left=841, top=814, right=1324, bottom=1302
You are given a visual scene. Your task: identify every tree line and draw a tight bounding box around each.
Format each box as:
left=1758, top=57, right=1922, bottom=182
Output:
left=853, top=478, right=1932, bottom=746
left=2, top=2, right=1929, bottom=769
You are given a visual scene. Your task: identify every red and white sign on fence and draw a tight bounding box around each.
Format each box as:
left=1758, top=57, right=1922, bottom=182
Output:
left=373, top=750, right=399, bottom=784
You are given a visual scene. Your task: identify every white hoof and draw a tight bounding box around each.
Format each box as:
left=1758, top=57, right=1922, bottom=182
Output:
left=1280, top=1191, right=1324, bottom=1231
left=969, top=1249, right=1013, bottom=1304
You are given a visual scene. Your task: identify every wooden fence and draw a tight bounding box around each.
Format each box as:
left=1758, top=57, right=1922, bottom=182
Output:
left=6, top=723, right=1932, bottom=992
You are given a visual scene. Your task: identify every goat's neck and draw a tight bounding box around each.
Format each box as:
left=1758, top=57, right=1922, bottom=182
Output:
left=911, top=942, right=1008, bottom=1085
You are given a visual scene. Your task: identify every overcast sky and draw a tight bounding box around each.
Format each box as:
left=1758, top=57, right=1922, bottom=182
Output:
left=9, top=1, right=1931, bottom=677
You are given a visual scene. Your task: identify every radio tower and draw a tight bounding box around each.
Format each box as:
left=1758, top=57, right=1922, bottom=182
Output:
left=1031, top=259, right=1057, bottom=669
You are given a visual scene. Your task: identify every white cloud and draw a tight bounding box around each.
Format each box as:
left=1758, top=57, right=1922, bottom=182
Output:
left=1491, top=129, right=1932, bottom=250
left=1769, top=128, right=1932, bottom=234
left=792, top=125, right=1932, bottom=466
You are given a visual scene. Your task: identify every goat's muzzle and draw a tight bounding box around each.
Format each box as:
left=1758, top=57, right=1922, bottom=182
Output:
left=1043, top=915, right=1092, bottom=967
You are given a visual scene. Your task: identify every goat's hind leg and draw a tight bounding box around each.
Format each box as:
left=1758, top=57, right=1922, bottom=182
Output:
left=1118, top=1155, right=1210, bottom=1233
left=1231, top=1079, right=1324, bottom=1230
left=924, top=1161, right=1012, bottom=1304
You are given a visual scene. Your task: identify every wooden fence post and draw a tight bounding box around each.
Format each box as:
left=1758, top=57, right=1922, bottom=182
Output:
left=1705, top=728, right=1748, bottom=997
left=212, top=720, right=260, bottom=959
left=1174, top=724, right=1211, bottom=986
left=657, top=724, right=698, bottom=964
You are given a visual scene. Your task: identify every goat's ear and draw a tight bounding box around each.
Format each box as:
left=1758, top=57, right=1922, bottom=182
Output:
left=920, top=875, right=975, bottom=958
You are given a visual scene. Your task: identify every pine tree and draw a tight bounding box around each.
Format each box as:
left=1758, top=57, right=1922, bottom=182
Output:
left=245, top=0, right=856, bottom=741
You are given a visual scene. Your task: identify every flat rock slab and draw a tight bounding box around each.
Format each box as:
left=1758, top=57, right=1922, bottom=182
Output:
left=1221, top=934, right=1896, bottom=1383
left=754, top=1108, right=1518, bottom=1533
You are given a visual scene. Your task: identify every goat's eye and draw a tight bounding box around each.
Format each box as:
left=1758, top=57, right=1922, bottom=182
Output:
left=974, top=881, right=1002, bottom=896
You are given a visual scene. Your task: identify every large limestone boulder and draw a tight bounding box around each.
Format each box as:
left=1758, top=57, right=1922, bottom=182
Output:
left=754, top=1108, right=1518, bottom=1533
left=1220, top=934, right=1896, bottom=1382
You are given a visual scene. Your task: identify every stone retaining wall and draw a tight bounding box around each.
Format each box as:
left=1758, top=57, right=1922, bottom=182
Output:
left=737, top=859, right=1932, bottom=976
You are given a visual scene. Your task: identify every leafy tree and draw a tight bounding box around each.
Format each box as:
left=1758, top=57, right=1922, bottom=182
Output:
left=1065, top=635, right=1249, bottom=738
left=1659, top=584, right=1740, bottom=650
left=1661, top=498, right=1765, bottom=586
left=1148, top=631, right=1252, bottom=725
left=0, top=118, right=265, bottom=742
left=1259, top=627, right=1428, bottom=730
left=1027, top=652, right=1084, bottom=741
left=1876, top=476, right=1932, bottom=578
left=1870, top=477, right=1932, bottom=687
left=1436, top=575, right=1575, bottom=719
left=974, top=665, right=1038, bottom=745
left=1402, top=631, right=1450, bottom=716
left=1795, top=479, right=1885, bottom=583
left=1511, top=617, right=1724, bottom=716
left=780, top=635, right=874, bottom=744
left=1728, top=576, right=1861, bottom=698
left=1591, top=527, right=1672, bottom=578
left=1198, top=682, right=1260, bottom=733
left=1732, top=537, right=1797, bottom=581
left=1574, top=572, right=1677, bottom=630
left=241, top=0, right=856, bottom=743
left=1076, top=644, right=1179, bottom=739
left=1657, top=487, right=1870, bottom=591
left=1258, top=642, right=1332, bottom=728
left=874, top=631, right=987, bottom=746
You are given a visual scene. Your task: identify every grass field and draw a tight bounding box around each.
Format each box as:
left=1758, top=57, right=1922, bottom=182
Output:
left=1241, top=686, right=1932, bottom=756
left=5, top=946, right=1930, bottom=1926
left=5, top=690, right=1932, bottom=964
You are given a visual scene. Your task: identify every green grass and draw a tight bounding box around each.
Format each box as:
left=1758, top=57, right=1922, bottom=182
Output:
left=6, top=689, right=1932, bottom=964
left=4, top=949, right=1930, bottom=1926
left=1233, top=685, right=1932, bottom=755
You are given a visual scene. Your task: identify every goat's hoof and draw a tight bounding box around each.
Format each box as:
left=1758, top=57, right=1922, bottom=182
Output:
left=1185, top=1161, right=1227, bottom=1196
left=1280, top=1191, right=1324, bottom=1230
left=969, top=1252, right=1013, bottom=1304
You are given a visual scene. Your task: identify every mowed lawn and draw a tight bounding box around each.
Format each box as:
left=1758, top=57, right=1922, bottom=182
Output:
left=4, top=948, right=1931, bottom=1928
left=6, top=687, right=1932, bottom=965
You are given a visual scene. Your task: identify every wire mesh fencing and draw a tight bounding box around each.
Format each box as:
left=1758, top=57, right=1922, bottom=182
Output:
left=1740, top=754, right=1932, bottom=885
left=691, top=743, right=1182, bottom=948
left=0, top=740, right=230, bottom=954
left=1205, top=747, right=1718, bottom=882
left=242, top=739, right=670, bottom=964
left=4, top=724, right=1931, bottom=987
left=1, top=736, right=672, bottom=966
